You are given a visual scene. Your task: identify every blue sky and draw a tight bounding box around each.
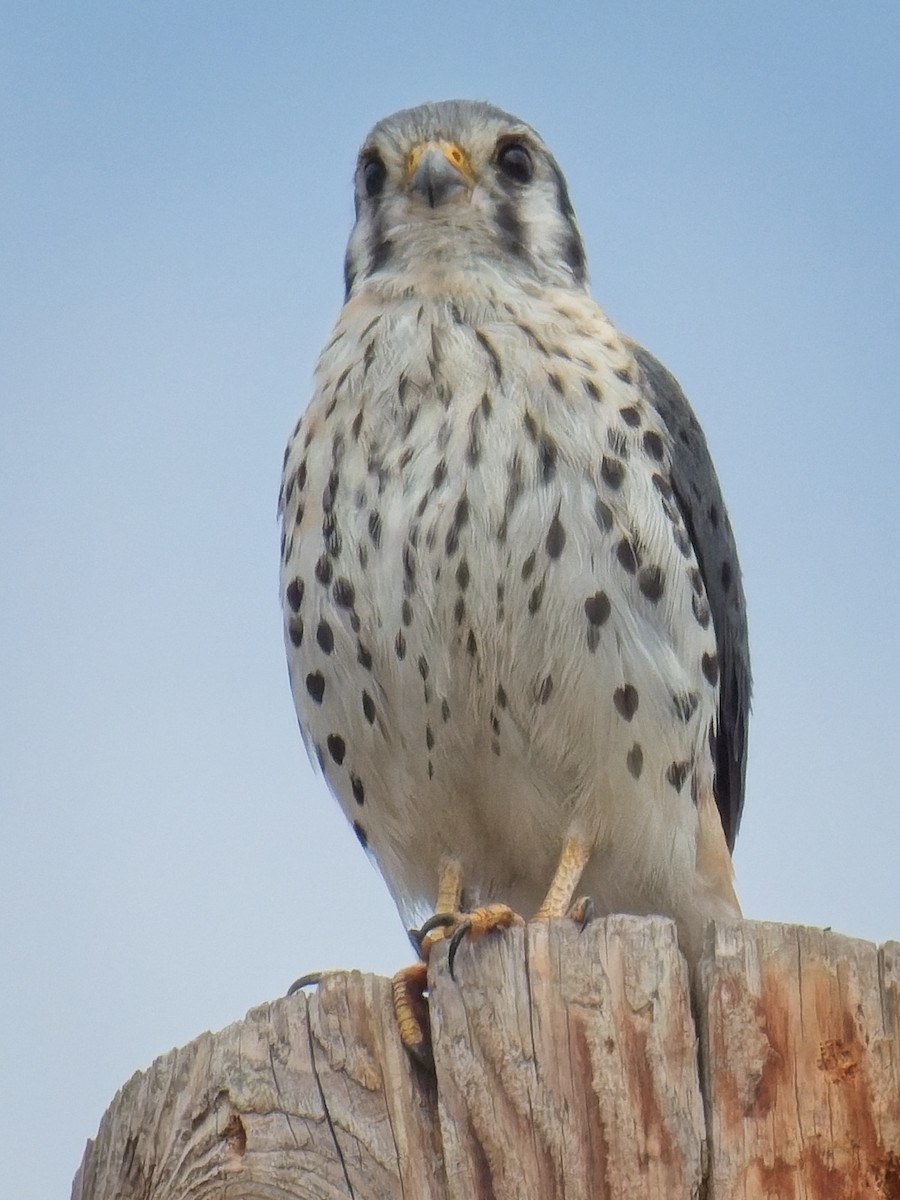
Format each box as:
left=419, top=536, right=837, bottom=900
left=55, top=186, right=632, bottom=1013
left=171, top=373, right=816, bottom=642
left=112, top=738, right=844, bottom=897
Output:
left=3, top=4, right=899, bottom=1196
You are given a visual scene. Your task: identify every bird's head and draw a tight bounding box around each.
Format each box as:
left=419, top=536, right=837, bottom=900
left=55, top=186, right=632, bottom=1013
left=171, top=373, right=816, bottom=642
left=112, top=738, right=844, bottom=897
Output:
left=343, top=100, right=588, bottom=301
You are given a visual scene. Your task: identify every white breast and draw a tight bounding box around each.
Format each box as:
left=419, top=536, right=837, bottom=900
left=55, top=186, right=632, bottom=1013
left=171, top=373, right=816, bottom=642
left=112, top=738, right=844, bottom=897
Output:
left=280, top=283, right=723, bottom=932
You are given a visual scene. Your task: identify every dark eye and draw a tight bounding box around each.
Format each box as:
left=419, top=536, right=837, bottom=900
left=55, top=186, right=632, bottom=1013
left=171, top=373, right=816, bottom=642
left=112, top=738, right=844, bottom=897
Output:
left=362, top=156, right=387, bottom=198
left=497, top=141, right=533, bottom=184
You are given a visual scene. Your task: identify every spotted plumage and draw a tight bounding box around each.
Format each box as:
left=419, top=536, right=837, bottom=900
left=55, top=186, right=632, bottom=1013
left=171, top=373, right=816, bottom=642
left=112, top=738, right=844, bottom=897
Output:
left=280, top=100, right=750, bottom=964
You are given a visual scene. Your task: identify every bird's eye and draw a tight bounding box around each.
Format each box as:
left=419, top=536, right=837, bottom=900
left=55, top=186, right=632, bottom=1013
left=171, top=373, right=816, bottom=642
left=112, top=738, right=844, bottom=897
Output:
left=497, top=141, right=533, bottom=184
left=362, top=156, right=387, bottom=198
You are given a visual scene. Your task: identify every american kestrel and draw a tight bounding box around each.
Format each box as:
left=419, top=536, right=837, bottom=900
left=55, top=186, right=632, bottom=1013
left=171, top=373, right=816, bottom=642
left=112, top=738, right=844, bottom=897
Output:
left=279, top=100, right=750, bottom=1050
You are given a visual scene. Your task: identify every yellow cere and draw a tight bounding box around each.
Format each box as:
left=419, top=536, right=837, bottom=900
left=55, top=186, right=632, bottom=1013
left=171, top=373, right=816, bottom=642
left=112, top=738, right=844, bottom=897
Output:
left=406, top=141, right=476, bottom=186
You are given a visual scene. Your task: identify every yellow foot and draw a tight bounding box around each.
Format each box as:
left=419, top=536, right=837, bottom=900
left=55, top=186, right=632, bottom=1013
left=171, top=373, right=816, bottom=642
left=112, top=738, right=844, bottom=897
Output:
left=391, top=961, right=432, bottom=1067
left=416, top=903, right=525, bottom=977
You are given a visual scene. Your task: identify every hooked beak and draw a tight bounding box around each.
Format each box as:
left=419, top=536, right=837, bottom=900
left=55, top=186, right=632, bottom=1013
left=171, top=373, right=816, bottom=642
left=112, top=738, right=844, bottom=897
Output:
left=406, top=141, right=474, bottom=208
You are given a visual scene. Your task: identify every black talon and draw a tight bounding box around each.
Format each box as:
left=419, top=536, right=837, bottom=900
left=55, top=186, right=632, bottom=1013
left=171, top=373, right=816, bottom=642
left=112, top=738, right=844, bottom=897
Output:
left=447, top=918, right=472, bottom=978
left=417, top=911, right=458, bottom=939
left=287, top=971, right=325, bottom=995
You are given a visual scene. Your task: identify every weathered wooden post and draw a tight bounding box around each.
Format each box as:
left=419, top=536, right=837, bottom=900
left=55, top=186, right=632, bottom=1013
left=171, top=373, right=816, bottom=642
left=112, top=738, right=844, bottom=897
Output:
left=71, top=918, right=900, bottom=1199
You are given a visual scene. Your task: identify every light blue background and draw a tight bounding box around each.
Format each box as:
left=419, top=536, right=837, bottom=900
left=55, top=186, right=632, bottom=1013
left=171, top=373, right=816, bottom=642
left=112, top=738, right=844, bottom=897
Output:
left=3, top=4, right=898, bottom=1196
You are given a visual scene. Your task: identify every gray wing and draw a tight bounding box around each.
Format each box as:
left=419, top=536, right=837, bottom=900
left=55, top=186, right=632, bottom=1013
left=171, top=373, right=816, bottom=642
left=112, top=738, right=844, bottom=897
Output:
left=631, top=343, right=751, bottom=849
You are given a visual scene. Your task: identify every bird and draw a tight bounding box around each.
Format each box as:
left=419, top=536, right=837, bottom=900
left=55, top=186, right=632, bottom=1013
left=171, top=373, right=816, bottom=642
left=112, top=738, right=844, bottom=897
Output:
left=278, top=99, right=750, bottom=1052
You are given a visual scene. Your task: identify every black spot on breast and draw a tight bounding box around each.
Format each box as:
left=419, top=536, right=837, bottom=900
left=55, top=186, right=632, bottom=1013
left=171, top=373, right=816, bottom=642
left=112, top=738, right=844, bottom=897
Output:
left=652, top=472, right=673, bottom=500
left=614, top=684, right=639, bottom=721
left=445, top=493, right=469, bottom=556
left=673, top=527, right=692, bottom=557
left=333, top=577, right=355, bottom=608
left=619, top=406, right=641, bottom=427
left=322, top=471, right=339, bottom=513
left=537, top=674, right=554, bottom=704
left=627, top=744, right=643, bottom=779
left=638, top=566, right=665, bottom=602
left=316, top=620, right=334, bottom=653
left=466, top=420, right=481, bottom=467
left=322, top=513, right=341, bottom=558
left=368, top=510, right=382, bottom=547
left=528, top=580, right=545, bottom=614
left=666, top=761, right=690, bottom=792
left=362, top=691, right=375, bottom=724
left=702, top=652, right=719, bottom=686
left=456, top=558, right=470, bottom=590
left=616, top=538, right=638, bottom=575
left=521, top=550, right=536, bottom=579
left=315, top=555, right=333, bottom=586
left=642, top=431, right=665, bottom=461
left=594, top=497, right=613, bottom=532
left=673, top=691, right=699, bottom=722
left=395, top=631, right=406, bottom=660
left=545, top=512, right=566, bottom=559
left=466, top=629, right=478, bottom=657
left=357, top=641, right=373, bottom=670
left=288, top=616, right=304, bottom=647
left=306, top=672, right=325, bottom=703
left=353, top=821, right=368, bottom=849
left=585, top=591, right=611, bottom=626
left=583, top=378, right=602, bottom=402
left=538, top=437, right=558, bottom=483
left=351, top=774, right=365, bottom=805
left=402, top=543, right=416, bottom=592
left=327, top=734, right=346, bottom=765
left=475, top=330, right=502, bottom=381
left=601, top=456, right=625, bottom=490
left=286, top=578, right=305, bottom=612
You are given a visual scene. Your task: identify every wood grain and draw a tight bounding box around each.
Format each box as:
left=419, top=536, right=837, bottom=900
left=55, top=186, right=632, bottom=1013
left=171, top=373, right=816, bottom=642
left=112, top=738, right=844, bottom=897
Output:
left=72, top=919, right=900, bottom=1199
